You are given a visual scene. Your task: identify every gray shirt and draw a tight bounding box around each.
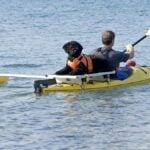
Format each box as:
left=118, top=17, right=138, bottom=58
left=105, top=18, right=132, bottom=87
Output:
left=91, top=47, right=130, bottom=71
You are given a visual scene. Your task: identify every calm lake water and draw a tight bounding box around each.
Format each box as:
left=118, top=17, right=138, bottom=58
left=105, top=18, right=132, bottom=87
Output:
left=0, top=0, right=150, bottom=149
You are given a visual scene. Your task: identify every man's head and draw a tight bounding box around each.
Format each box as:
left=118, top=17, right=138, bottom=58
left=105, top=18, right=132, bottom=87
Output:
left=63, top=41, right=83, bottom=58
left=101, top=30, right=115, bottom=46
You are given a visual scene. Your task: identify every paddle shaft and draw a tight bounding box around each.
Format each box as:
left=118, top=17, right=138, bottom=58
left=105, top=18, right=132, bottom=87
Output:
left=132, top=35, right=147, bottom=46
left=123, top=35, right=147, bottom=52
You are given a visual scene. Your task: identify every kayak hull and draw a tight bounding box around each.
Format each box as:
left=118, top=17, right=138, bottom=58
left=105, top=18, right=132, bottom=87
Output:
left=0, top=76, right=9, bottom=84
left=41, top=66, right=150, bottom=93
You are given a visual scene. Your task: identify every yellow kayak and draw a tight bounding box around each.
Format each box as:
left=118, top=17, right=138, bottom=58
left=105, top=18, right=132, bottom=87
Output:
left=41, top=66, right=150, bottom=93
left=0, top=76, right=9, bottom=84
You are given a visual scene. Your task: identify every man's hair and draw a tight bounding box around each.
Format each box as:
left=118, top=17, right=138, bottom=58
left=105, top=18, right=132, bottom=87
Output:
left=101, top=30, right=115, bottom=45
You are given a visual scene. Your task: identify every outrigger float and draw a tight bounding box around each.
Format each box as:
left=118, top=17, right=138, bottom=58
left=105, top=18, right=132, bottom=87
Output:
left=0, top=76, right=9, bottom=84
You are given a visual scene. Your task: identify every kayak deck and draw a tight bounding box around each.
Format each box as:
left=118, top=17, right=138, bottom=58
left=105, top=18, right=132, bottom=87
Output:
left=0, top=76, right=9, bottom=84
left=41, top=66, right=150, bottom=93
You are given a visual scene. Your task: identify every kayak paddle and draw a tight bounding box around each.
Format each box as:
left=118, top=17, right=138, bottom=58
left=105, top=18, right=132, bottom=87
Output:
left=132, top=28, right=150, bottom=46
left=124, top=28, right=150, bottom=52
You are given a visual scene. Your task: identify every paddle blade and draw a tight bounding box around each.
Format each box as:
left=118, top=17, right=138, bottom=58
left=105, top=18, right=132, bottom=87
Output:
left=146, top=29, right=150, bottom=36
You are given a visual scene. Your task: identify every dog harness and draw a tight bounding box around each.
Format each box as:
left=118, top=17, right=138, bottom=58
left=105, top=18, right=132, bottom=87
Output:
left=67, top=54, right=93, bottom=73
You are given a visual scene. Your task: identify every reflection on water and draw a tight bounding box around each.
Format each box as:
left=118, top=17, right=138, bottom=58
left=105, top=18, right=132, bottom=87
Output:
left=40, top=86, right=150, bottom=149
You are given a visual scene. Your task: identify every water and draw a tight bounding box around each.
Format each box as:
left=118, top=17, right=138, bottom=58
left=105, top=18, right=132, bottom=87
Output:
left=0, top=0, right=150, bottom=149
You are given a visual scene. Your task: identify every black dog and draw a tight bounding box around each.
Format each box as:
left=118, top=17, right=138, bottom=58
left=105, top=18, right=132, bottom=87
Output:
left=55, top=41, right=109, bottom=75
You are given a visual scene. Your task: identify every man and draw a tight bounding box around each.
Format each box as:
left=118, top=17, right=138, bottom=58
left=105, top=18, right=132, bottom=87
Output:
left=91, top=30, right=134, bottom=79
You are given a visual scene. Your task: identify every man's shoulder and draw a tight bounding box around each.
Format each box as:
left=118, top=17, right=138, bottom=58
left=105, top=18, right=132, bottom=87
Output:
left=91, top=47, right=102, bottom=53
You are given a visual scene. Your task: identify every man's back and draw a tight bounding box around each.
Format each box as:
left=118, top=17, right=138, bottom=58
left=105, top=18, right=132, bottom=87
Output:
left=91, top=47, right=130, bottom=71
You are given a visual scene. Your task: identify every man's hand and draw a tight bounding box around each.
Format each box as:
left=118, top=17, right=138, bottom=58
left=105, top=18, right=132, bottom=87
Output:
left=126, top=44, right=134, bottom=58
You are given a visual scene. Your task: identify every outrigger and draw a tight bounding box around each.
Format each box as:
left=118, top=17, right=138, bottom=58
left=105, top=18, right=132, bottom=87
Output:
left=0, top=29, right=150, bottom=93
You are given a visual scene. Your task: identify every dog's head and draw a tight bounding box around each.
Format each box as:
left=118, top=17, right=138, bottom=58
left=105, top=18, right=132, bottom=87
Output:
left=63, top=41, right=83, bottom=59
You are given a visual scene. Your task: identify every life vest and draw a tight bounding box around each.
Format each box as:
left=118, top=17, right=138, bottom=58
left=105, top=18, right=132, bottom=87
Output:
left=67, top=54, right=93, bottom=73
left=95, top=47, right=120, bottom=71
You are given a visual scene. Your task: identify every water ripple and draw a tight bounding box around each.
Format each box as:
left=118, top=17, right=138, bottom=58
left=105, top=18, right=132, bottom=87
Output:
left=3, top=64, right=41, bottom=68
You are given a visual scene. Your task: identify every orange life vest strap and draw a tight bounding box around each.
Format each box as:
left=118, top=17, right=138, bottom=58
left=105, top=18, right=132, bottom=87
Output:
left=67, top=54, right=93, bottom=73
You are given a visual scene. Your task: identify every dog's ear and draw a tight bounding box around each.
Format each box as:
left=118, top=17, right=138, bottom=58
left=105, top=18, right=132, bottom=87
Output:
left=62, top=42, right=70, bottom=53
